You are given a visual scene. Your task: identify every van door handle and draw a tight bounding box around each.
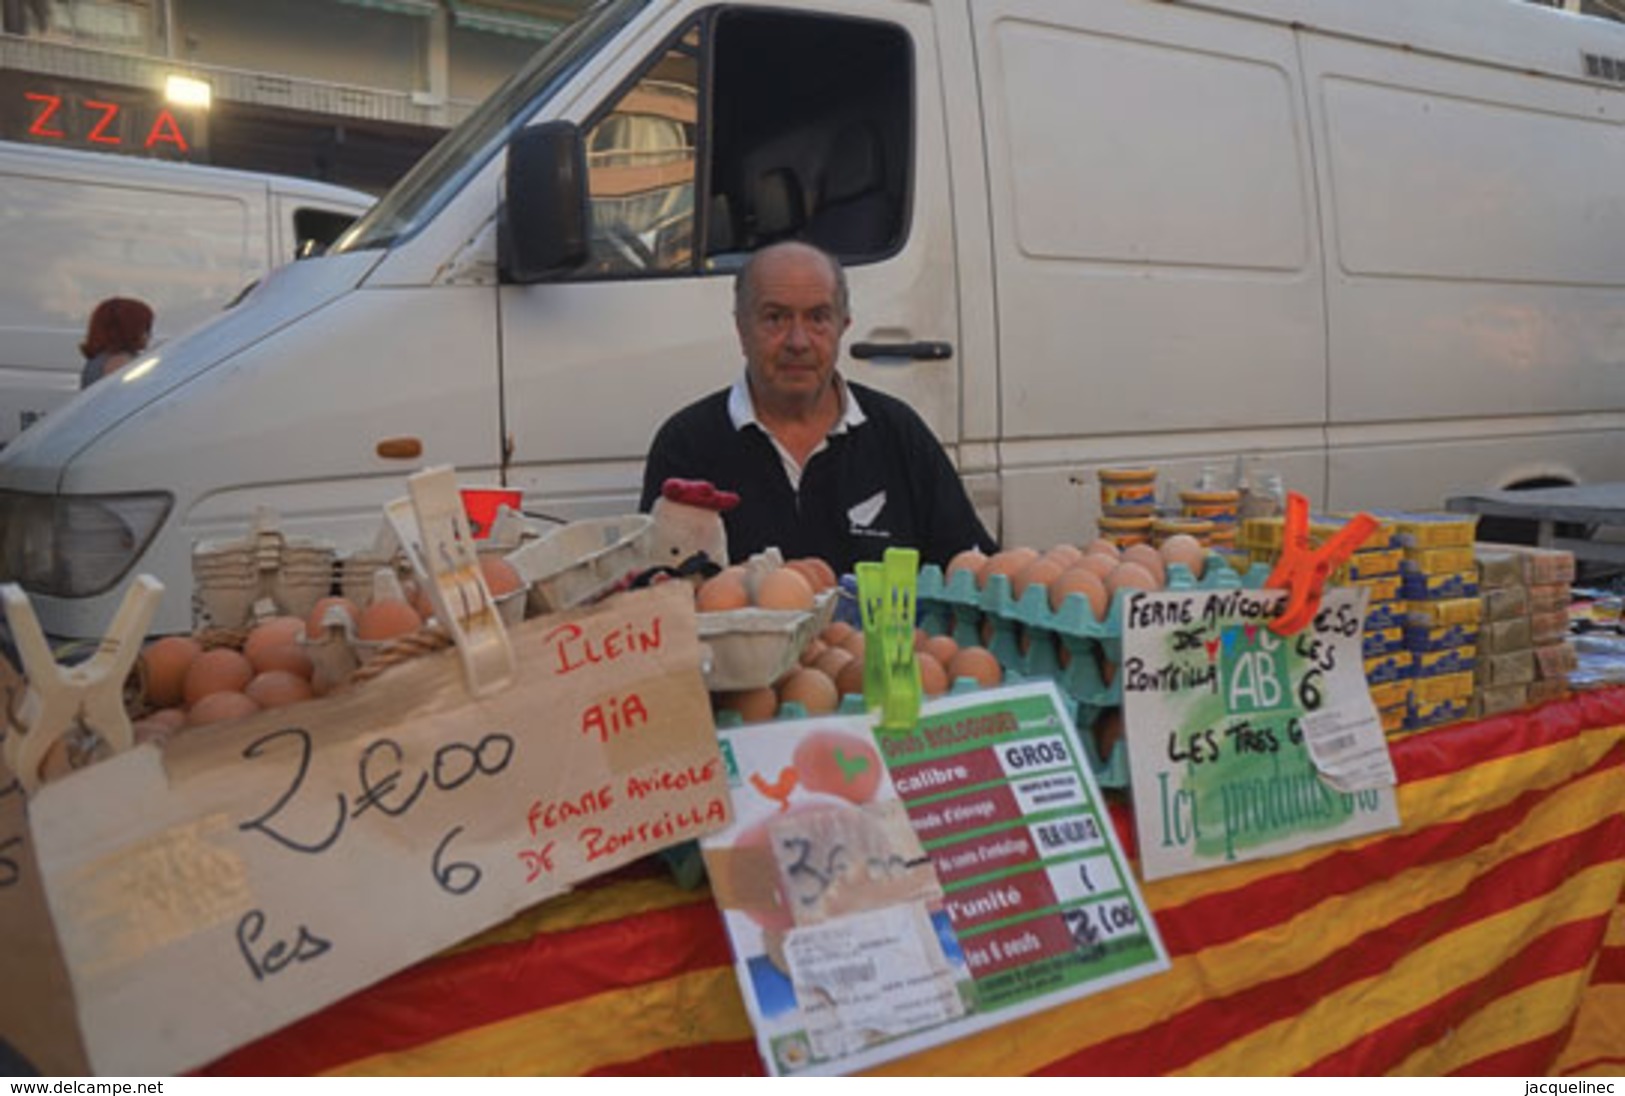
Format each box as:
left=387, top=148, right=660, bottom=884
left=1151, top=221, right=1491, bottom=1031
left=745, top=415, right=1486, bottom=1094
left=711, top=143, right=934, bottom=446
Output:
left=376, top=436, right=423, bottom=459
left=849, top=340, right=953, bottom=362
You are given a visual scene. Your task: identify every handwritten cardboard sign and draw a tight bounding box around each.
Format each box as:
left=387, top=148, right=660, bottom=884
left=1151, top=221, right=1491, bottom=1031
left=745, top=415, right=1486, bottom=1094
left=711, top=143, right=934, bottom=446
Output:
left=704, top=681, right=1166, bottom=1076
left=1120, top=586, right=1400, bottom=881
left=0, top=654, right=89, bottom=1076
left=27, top=582, right=729, bottom=1076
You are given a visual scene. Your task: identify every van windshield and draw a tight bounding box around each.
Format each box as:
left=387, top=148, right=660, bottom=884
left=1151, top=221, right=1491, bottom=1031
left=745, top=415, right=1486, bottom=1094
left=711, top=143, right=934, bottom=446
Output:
left=330, top=0, right=648, bottom=254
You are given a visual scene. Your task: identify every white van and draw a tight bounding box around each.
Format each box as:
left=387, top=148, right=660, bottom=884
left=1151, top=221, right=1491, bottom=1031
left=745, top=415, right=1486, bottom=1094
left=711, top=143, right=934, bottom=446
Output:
left=0, top=141, right=374, bottom=444
left=3, top=0, right=1623, bottom=638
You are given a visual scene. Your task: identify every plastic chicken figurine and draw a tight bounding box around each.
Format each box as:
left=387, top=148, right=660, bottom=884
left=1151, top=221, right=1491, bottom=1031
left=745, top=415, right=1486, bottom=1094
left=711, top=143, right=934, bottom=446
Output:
left=647, top=477, right=740, bottom=573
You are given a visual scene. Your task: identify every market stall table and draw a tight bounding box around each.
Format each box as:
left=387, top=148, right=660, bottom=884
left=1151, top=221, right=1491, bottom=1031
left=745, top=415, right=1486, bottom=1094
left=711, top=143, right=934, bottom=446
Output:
left=194, top=686, right=1625, bottom=1077
left=1446, top=484, right=1625, bottom=568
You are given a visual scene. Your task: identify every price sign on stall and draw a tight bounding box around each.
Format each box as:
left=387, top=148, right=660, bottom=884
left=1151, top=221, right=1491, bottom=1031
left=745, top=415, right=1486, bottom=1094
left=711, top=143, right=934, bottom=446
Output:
left=26, top=581, right=728, bottom=1077
left=1120, top=586, right=1399, bottom=881
left=704, top=681, right=1166, bottom=1077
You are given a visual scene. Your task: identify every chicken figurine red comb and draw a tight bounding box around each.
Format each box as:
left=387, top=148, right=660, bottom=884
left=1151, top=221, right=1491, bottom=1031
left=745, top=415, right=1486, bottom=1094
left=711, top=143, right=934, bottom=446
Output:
left=649, top=478, right=736, bottom=570
left=660, top=478, right=741, bottom=512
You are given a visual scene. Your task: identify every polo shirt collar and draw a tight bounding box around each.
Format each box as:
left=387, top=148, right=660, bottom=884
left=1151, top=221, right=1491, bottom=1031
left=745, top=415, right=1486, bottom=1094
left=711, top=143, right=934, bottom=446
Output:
left=728, top=372, right=867, bottom=435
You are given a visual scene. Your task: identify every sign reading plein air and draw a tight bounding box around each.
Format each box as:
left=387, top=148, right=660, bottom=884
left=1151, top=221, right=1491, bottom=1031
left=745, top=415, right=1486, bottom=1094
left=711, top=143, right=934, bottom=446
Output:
left=703, top=680, right=1166, bottom=1077
left=26, top=582, right=728, bottom=1077
left=1120, top=586, right=1400, bottom=882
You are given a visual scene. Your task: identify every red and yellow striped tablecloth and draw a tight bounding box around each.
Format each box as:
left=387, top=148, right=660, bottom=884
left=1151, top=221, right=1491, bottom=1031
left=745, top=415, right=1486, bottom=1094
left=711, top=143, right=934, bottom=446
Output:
left=203, top=686, right=1625, bottom=1077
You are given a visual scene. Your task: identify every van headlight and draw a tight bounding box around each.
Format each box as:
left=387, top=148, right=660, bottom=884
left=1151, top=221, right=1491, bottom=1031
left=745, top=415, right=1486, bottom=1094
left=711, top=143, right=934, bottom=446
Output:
left=0, top=490, right=172, bottom=598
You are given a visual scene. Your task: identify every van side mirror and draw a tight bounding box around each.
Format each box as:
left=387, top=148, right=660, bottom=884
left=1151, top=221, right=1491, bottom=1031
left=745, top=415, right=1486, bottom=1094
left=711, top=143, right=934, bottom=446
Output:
left=500, top=121, right=590, bottom=283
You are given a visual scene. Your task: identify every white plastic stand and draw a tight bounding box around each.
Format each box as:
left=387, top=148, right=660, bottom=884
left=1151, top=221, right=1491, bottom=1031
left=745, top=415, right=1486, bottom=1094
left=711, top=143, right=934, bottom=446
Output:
left=385, top=466, right=516, bottom=698
left=2, top=575, right=163, bottom=793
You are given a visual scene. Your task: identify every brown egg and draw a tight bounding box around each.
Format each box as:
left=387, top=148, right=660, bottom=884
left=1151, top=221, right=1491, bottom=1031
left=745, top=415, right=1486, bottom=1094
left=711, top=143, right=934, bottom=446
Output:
left=695, top=570, right=750, bottom=613
left=716, top=686, right=780, bottom=724
left=358, top=598, right=425, bottom=642
left=813, top=645, right=855, bottom=681
left=1122, top=543, right=1167, bottom=586
left=141, top=635, right=202, bottom=709
left=788, top=557, right=837, bottom=593
left=922, top=633, right=960, bottom=667
left=245, top=670, right=314, bottom=709
left=777, top=667, right=840, bottom=714
left=1085, top=538, right=1123, bottom=560
left=834, top=656, right=867, bottom=698
left=1049, top=566, right=1110, bottom=620
left=978, top=547, right=1040, bottom=588
left=946, top=548, right=988, bottom=580
left=947, top=645, right=1003, bottom=689
left=134, top=706, right=189, bottom=746
left=1044, top=544, right=1085, bottom=569
left=244, top=617, right=304, bottom=669
left=1011, top=557, right=1064, bottom=601
left=480, top=554, right=525, bottom=598
left=305, top=595, right=360, bottom=639
left=1159, top=534, right=1206, bottom=579
left=839, top=630, right=866, bottom=659
left=1075, top=552, right=1119, bottom=580
left=755, top=567, right=815, bottom=611
left=821, top=620, right=856, bottom=647
left=917, top=652, right=950, bottom=697
left=187, top=690, right=262, bottom=727
left=145, top=707, right=189, bottom=733
left=183, top=648, right=254, bottom=707
left=1106, top=561, right=1161, bottom=597
left=799, top=637, right=828, bottom=666
left=250, top=642, right=314, bottom=681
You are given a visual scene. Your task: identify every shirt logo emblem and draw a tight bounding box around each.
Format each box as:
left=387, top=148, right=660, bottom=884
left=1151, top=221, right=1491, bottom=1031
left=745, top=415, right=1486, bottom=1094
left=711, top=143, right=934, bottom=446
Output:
left=848, top=491, right=886, bottom=528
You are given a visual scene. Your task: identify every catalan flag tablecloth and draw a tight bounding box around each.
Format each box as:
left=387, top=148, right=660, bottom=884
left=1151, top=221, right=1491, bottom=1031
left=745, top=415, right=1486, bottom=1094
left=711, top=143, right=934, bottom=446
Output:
left=203, top=686, right=1625, bottom=1077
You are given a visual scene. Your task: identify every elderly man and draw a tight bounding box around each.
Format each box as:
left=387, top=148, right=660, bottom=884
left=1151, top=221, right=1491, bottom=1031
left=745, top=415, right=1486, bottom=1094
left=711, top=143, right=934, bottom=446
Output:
left=639, top=240, right=995, bottom=573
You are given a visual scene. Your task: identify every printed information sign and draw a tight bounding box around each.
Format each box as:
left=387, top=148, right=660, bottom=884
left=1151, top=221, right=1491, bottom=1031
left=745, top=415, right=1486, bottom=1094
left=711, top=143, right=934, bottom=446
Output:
left=1120, top=586, right=1400, bottom=881
left=703, top=680, right=1166, bottom=1076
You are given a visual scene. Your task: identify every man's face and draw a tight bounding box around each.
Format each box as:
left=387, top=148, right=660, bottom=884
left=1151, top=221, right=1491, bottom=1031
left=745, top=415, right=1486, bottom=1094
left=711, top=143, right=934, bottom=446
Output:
left=737, top=246, right=850, bottom=410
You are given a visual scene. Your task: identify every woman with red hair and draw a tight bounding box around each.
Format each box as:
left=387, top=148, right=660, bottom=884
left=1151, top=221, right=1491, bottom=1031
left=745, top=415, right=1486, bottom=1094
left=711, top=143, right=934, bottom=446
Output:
left=79, top=296, right=154, bottom=388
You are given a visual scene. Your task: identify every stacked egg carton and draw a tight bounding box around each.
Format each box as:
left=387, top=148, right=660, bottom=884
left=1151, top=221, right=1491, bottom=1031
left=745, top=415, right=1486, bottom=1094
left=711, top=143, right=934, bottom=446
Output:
left=191, top=520, right=337, bottom=630
left=1236, top=513, right=1410, bottom=731
left=917, top=556, right=1269, bottom=788
left=1471, top=543, right=1577, bottom=716
left=1379, top=512, right=1481, bottom=733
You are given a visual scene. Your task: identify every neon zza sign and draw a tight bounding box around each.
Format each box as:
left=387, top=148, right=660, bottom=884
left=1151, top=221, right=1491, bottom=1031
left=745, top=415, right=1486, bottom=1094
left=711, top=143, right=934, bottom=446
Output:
left=6, top=82, right=205, bottom=157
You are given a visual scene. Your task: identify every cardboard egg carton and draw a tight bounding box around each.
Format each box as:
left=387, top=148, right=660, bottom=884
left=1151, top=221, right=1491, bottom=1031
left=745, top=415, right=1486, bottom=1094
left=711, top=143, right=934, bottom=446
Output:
left=696, top=589, right=838, bottom=692
left=191, top=509, right=335, bottom=629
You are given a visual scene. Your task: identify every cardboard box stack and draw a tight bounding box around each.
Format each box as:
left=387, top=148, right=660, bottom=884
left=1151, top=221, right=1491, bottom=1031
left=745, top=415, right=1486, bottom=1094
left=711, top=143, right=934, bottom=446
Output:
left=1472, top=543, right=1577, bottom=717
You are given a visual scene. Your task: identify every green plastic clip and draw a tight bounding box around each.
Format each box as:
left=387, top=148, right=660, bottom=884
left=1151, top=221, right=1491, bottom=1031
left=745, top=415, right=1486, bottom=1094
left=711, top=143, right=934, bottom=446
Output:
left=856, top=561, right=886, bottom=709
left=857, top=548, right=922, bottom=732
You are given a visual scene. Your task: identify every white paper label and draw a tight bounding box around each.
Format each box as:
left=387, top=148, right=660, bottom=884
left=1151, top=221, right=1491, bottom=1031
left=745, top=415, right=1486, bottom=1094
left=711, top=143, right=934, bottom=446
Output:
left=785, top=902, right=964, bottom=1060
left=1299, top=704, right=1397, bottom=793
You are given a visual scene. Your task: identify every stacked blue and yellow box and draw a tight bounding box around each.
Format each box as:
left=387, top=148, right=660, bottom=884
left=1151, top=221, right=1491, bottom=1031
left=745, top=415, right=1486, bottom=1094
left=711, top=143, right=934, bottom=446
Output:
left=1375, top=510, right=1481, bottom=731
left=1240, top=512, right=1411, bottom=730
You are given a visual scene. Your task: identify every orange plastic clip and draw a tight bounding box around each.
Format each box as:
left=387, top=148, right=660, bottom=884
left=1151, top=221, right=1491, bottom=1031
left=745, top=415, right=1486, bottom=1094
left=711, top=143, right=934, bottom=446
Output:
left=1264, top=492, right=1379, bottom=636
